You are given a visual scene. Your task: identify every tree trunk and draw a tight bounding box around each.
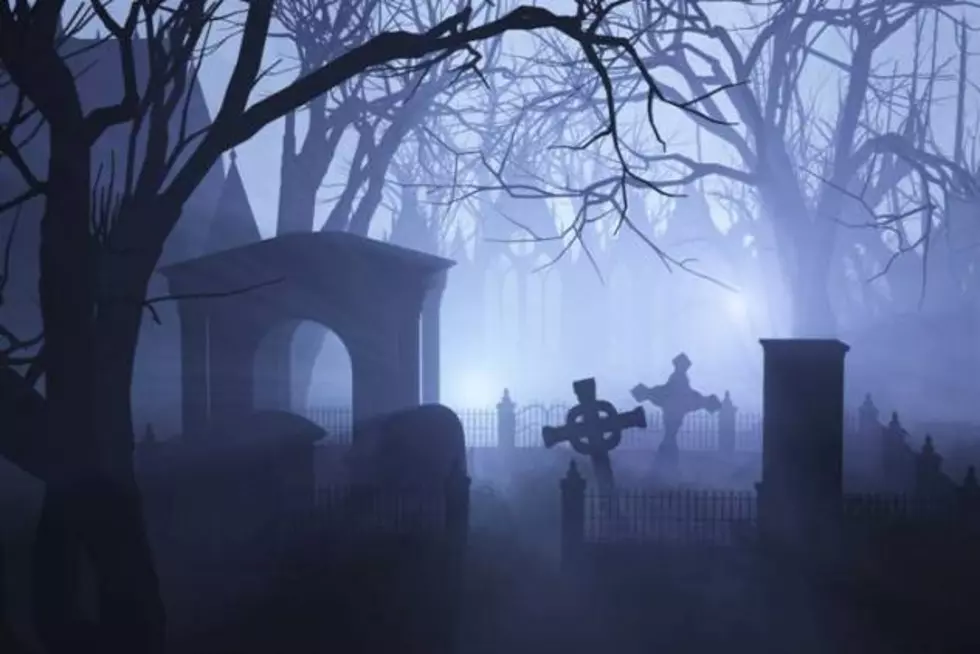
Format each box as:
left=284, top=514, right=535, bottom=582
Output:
left=757, top=179, right=838, bottom=337
left=791, top=246, right=837, bottom=337
left=276, top=155, right=323, bottom=235
left=33, top=309, right=165, bottom=654
left=32, top=126, right=98, bottom=654
left=33, top=130, right=166, bottom=653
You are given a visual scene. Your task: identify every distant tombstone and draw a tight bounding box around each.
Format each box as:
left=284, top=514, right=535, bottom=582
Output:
left=880, top=411, right=914, bottom=489
left=959, top=466, right=980, bottom=521
left=631, top=352, right=720, bottom=469
left=914, top=435, right=948, bottom=499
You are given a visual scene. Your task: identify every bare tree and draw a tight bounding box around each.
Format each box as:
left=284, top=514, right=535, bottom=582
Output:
left=271, top=0, right=513, bottom=238
left=271, top=0, right=379, bottom=234
left=600, top=0, right=980, bottom=335
left=0, top=1, right=722, bottom=651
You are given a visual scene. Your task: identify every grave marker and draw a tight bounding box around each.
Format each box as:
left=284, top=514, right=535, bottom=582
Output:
left=632, top=353, right=721, bottom=468
left=542, top=377, right=646, bottom=491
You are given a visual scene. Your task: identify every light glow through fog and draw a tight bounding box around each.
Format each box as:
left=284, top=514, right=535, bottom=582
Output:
left=726, top=293, right=749, bottom=322
left=450, top=371, right=499, bottom=408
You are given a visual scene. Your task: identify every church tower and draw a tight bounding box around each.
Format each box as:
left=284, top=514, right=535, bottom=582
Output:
left=388, top=186, right=440, bottom=255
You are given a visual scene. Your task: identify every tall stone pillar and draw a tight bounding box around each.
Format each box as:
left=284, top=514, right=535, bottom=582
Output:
left=253, top=325, right=293, bottom=411
left=757, top=338, right=850, bottom=554
left=398, top=308, right=422, bottom=408
left=207, top=313, right=256, bottom=430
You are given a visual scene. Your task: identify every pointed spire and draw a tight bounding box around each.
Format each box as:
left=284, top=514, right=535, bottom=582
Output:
left=205, top=150, right=261, bottom=253
left=390, top=188, right=439, bottom=254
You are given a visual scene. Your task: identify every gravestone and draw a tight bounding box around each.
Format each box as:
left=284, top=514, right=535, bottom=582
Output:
left=347, top=403, right=467, bottom=488
left=878, top=412, right=917, bottom=491
left=341, top=404, right=469, bottom=654
left=341, top=404, right=469, bottom=542
left=756, top=339, right=849, bottom=556
left=632, top=352, right=720, bottom=470
left=542, top=378, right=646, bottom=491
left=915, top=435, right=955, bottom=500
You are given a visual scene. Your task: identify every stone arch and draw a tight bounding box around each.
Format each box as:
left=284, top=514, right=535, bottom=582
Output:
left=251, top=320, right=352, bottom=414
left=161, top=232, right=453, bottom=441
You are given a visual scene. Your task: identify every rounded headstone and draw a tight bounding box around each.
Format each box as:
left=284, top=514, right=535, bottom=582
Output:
left=348, top=404, right=466, bottom=488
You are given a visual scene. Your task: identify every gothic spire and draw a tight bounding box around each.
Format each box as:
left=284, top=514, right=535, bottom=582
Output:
left=390, top=187, right=440, bottom=254
left=205, top=150, right=261, bottom=253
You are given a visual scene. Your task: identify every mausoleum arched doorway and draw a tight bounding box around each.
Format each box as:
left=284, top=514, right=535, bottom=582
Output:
left=252, top=319, right=352, bottom=416
left=161, top=232, right=453, bottom=441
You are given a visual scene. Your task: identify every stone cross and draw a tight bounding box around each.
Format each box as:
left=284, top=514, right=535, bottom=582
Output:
left=631, top=352, right=720, bottom=468
left=542, top=377, right=646, bottom=491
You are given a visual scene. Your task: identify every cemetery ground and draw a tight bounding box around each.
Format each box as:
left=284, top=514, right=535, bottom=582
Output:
left=162, top=481, right=980, bottom=654
left=3, top=460, right=980, bottom=653
left=5, top=386, right=980, bottom=653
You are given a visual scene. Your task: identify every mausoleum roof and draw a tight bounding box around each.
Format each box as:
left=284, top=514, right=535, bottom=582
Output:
left=160, top=231, right=454, bottom=292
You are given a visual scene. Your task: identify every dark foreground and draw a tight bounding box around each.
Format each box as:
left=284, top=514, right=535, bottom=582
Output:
left=4, top=490, right=980, bottom=654
left=162, top=518, right=980, bottom=654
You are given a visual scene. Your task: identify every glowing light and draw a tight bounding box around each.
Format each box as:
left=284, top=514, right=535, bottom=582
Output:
left=452, top=371, right=499, bottom=408
left=726, top=293, right=749, bottom=322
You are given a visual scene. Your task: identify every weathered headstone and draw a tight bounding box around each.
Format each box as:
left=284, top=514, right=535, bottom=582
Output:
left=959, top=466, right=980, bottom=521
left=347, top=403, right=467, bottom=488
left=542, top=377, right=646, bottom=491
left=342, top=405, right=469, bottom=654
left=915, top=435, right=952, bottom=500
left=631, top=352, right=720, bottom=469
left=880, top=412, right=915, bottom=491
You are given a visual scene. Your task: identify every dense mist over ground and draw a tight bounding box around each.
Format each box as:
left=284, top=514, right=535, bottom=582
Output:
left=3, top=1, right=980, bottom=654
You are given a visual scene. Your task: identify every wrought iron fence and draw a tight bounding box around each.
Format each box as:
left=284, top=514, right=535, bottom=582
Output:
left=312, top=485, right=451, bottom=536
left=841, top=492, right=978, bottom=524
left=582, top=489, right=758, bottom=546
left=301, top=394, right=810, bottom=454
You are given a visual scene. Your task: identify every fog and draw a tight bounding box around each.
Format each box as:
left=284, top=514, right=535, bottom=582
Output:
left=3, top=2, right=980, bottom=653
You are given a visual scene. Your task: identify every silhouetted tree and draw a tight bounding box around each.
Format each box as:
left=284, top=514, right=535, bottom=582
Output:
left=615, top=0, right=979, bottom=335
left=271, top=0, right=379, bottom=235
left=0, top=1, right=721, bottom=651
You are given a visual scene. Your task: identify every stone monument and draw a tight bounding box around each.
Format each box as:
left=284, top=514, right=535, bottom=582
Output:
left=756, top=339, right=850, bottom=555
